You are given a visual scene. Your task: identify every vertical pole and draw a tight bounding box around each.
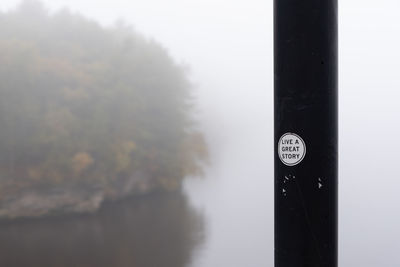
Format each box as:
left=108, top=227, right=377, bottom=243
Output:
left=274, top=0, right=338, bottom=266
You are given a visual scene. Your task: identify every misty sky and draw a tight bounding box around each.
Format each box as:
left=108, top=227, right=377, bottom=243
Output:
left=1, top=0, right=400, bottom=266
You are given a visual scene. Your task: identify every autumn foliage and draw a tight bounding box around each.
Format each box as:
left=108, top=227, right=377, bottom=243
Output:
left=0, top=1, right=207, bottom=199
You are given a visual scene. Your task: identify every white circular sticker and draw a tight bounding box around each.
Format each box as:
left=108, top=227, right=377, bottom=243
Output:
left=278, top=133, right=306, bottom=166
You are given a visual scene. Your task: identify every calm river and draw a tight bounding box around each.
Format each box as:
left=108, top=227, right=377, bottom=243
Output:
left=0, top=125, right=273, bottom=267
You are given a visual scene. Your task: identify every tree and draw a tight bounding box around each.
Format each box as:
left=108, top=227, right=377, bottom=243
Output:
left=0, top=1, right=207, bottom=205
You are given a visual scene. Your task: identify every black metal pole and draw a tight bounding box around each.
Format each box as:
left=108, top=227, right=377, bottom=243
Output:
left=274, top=0, right=338, bottom=266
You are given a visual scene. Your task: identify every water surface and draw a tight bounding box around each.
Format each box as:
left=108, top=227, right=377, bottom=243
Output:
left=0, top=192, right=204, bottom=267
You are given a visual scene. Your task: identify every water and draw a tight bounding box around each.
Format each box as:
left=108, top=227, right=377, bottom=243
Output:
left=184, top=121, right=273, bottom=267
left=0, top=123, right=274, bottom=267
left=0, top=192, right=204, bottom=267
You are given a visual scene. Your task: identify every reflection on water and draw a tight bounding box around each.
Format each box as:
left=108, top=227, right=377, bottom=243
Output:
left=0, top=191, right=204, bottom=267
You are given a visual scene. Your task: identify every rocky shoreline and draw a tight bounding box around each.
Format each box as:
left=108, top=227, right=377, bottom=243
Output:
left=0, top=171, right=163, bottom=220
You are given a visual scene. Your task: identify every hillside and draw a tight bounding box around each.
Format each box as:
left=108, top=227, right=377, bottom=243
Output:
left=0, top=0, right=207, bottom=219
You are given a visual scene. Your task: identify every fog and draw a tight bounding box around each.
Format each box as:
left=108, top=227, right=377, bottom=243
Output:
left=0, top=0, right=400, bottom=266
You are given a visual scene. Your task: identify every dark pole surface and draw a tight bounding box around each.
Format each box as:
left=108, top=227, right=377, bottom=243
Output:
left=274, top=0, right=338, bottom=266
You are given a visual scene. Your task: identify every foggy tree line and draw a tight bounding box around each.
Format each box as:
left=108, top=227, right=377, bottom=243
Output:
left=0, top=0, right=207, bottom=199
